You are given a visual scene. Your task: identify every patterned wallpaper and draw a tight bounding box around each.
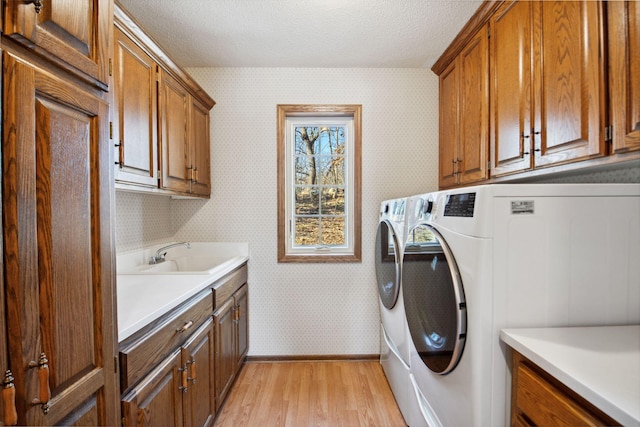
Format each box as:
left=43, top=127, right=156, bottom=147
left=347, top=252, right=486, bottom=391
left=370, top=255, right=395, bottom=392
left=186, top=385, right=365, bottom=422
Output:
left=116, top=68, right=440, bottom=356
left=114, top=67, right=640, bottom=357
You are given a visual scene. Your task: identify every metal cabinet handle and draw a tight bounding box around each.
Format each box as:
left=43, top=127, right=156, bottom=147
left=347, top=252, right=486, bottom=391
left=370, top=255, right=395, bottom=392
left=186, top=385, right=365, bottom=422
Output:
left=3, top=371, right=17, bottom=426
left=115, top=141, right=124, bottom=167
left=178, top=366, right=188, bottom=393
left=176, top=320, right=194, bottom=333
left=187, top=359, right=197, bottom=384
left=26, top=0, right=43, bottom=13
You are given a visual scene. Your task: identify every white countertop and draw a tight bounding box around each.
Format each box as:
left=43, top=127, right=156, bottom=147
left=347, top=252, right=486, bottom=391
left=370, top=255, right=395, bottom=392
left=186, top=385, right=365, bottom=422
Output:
left=116, top=242, right=248, bottom=342
left=500, top=325, right=640, bottom=426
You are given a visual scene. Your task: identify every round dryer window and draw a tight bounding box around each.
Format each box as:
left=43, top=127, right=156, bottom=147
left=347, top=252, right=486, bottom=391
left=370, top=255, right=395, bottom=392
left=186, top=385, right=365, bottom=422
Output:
left=403, top=224, right=467, bottom=374
left=375, top=220, right=401, bottom=309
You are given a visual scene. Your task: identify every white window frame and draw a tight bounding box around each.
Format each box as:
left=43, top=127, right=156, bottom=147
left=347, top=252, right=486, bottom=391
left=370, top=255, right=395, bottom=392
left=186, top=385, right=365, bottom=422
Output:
left=277, top=105, right=362, bottom=263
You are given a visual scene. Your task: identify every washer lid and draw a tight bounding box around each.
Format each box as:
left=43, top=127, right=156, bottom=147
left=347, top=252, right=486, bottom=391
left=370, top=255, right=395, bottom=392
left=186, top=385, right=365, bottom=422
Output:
left=375, top=220, right=401, bottom=310
left=403, top=223, right=466, bottom=374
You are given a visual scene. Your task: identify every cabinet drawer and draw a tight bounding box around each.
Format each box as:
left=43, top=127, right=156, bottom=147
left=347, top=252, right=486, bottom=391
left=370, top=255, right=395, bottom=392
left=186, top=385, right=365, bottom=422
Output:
left=119, top=289, right=213, bottom=392
left=212, top=264, right=247, bottom=309
left=515, top=362, right=617, bottom=427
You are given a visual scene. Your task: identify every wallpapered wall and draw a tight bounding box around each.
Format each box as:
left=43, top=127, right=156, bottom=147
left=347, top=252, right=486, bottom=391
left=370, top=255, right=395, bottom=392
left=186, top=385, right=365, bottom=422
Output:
left=116, top=68, right=440, bottom=356
left=114, top=67, right=640, bottom=356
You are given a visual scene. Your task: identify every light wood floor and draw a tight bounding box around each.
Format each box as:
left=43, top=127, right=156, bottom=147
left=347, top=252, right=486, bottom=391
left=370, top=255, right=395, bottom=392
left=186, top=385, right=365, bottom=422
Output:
left=214, top=360, right=407, bottom=427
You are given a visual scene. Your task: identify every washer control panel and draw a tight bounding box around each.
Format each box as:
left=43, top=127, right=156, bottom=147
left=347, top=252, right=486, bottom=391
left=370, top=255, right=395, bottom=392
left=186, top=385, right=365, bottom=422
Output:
left=444, top=192, right=476, bottom=217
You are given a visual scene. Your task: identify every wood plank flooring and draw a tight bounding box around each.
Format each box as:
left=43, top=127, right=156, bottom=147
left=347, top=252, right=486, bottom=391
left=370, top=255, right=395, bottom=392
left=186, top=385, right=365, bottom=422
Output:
left=214, top=360, right=407, bottom=427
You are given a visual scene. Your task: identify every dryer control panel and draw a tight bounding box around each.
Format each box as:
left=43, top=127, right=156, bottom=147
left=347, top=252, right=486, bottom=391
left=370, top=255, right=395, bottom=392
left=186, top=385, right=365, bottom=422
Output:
left=444, top=192, right=476, bottom=217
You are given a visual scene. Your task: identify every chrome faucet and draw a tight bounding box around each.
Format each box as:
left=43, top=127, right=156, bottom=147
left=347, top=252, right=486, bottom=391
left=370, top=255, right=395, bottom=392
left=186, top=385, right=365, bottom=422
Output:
left=149, top=242, right=191, bottom=264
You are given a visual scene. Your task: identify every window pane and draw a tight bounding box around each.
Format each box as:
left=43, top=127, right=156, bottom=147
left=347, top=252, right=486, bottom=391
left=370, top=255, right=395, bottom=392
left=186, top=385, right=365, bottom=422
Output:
left=321, top=217, right=345, bottom=245
left=319, top=156, right=344, bottom=185
left=295, top=126, right=320, bottom=155
left=321, top=188, right=344, bottom=215
left=295, top=156, right=315, bottom=185
left=295, top=217, right=319, bottom=246
left=295, top=187, right=319, bottom=214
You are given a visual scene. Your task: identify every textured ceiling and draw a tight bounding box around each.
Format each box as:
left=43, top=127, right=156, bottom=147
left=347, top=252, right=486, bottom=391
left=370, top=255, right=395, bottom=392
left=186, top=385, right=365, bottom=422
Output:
left=115, top=0, right=482, bottom=69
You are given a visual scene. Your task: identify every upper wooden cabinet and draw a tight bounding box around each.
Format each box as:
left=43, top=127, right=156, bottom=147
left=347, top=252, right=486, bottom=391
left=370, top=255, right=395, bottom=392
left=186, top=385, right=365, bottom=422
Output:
left=113, top=4, right=215, bottom=198
left=608, top=1, right=640, bottom=154
left=489, top=0, right=533, bottom=176
left=435, top=0, right=638, bottom=187
left=158, top=69, right=212, bottom=196
left=438, top=25, right=489, bottom=189
left=159, top=68, right=191, bottom=194
left=113, top=26, right=158, bottom=188
left=190, top=97, right=212, bottom=196
left=490, top=0, right=606, bottom=177
left=3, top=0, right=111, bottom=89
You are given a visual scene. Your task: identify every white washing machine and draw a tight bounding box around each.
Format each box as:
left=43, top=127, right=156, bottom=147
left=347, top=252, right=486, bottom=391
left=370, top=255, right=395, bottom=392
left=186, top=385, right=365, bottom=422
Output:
left=403, top=183, right=640, bottom=427
left=375, top=197, right=411, bottom=424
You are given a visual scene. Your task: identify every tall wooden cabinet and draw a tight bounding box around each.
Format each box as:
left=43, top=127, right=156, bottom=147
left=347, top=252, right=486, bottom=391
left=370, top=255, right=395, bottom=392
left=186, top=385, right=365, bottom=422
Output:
left=438, top=25, right=489, bottom=188
left=490, top=0, right=606, bottom=177
left=1, top=1, right=119, bottom=425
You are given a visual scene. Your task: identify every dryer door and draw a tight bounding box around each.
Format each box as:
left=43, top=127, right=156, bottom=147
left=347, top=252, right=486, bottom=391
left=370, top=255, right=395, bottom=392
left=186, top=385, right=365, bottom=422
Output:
left=375, top=220, right=401, bottom=309
left=403, top=224, right=466, bottom=374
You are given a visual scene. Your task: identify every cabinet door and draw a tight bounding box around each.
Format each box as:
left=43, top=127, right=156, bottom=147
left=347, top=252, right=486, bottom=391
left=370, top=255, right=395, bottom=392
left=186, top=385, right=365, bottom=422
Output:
left=182, top=318, right=215, bottom=427
left=3, top=0, right=110, bottom=88
left=159, top=69, right=191, bottom=193
left=532, top=1, right=606, bottom=167
left=458, top=25, right=489, bottom=185
left=214, top=298, right=235, bottom=410
left=490, top=0, right=533, bottom=177
left=2, top=52, right=118, bottom=425
left=113, top=27, right=159, bottom=188
left=608, top=1, right=640, bottom=154
left=0, top=50, right=7, bottom=423
left=122, top=349, right=184, bottom=427
left=235, top=285, right=249, bottom=371
left=438, top=61, right=459, bottom=189
left=189, top=97, right=211, bottom=196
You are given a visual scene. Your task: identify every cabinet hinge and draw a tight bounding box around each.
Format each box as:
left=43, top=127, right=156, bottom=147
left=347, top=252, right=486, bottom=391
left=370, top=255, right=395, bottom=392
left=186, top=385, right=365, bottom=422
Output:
left=487, top=161, right=491, bottom=171
left=121, top=416, right=125, bottom=427
left=487, top=26, right=490, bottom=38
left=604, top=125, right=613, bottom=142
left=109, top=58, right=113, bottom=77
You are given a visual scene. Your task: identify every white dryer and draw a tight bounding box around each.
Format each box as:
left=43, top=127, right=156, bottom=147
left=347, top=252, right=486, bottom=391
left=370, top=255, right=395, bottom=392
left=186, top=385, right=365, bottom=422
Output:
left=375, top=197, right=411, bottom=423
left=403, top=184, right=640, bottom=427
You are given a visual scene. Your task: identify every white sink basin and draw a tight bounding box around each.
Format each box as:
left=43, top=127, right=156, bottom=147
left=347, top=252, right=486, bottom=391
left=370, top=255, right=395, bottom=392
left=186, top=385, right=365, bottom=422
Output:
left=121, top=255, right=240, bottom=275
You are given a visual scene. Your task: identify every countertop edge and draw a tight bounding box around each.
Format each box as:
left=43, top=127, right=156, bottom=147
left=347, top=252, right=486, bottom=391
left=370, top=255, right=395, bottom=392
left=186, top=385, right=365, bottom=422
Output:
left=500, top=326, right=640, bottom=427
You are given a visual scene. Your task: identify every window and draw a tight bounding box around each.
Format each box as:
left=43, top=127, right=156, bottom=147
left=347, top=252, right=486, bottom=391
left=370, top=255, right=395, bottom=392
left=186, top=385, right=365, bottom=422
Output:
left=277, top=105, right=362, bottom=262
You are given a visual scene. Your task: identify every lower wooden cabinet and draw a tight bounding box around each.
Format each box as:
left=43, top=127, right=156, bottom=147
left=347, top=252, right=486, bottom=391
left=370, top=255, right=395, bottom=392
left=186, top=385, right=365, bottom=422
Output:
left=119, top=264, right=249, bottom=425
left=214, top=283, right=249, bottom=410
left=122, top=349, right=184, bottom=427
left=510, top=351, right=620, bottom=427
left=122, top=318, right=215, bottom=427
left=235, top=285, right=249, bottom=370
